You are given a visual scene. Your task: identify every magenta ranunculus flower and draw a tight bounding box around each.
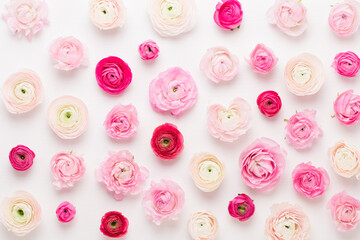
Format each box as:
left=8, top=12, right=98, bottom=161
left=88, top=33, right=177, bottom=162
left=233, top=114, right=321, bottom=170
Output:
left=228, top=194, right=255, bottom=222
left=100, top=211, right=129, bottom=238
left=334, top=90, right=360, bottom=125
left=9, top=145, right=35, bottom=171
left=256, top=91, right=282, bottom=117
left=332, top=51, right=360, bottom=77
left=327, top=191, right=360, bottom=232
left=95, top=56, right=132, bottom=95
left=138, top=40, right=159, bottom=61
left=240, top=138, right=286, bottom=192
left=56, top=201, right=76, bottom=223
left=214, top=0, right=243, bottom=30
left=246, top=44, right=278, bottom=74
left=292, top=162, right=330, bottom=199
left=328, top=0, right=360, bottom=37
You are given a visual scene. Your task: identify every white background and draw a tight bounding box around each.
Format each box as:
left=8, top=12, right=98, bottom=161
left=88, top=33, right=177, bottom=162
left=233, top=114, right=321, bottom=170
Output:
left=1, top=0, right=360, bottom=239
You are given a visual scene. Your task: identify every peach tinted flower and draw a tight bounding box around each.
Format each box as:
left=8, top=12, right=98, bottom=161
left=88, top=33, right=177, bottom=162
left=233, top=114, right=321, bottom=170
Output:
left=89, top=0, right=126, bottom=30
left=246, top=44, right=278, bottom=74
left=332, top=51, right=360, bottom=77
left=333, top=90, right=360, bottom=125
left=138, top=40, right=160, bottom=61
left=228, top=194, right=255, bottom=222
left=328, top=0, right=360, bottom=36
left=329, top=141, right=360, bottom=179
left=214, top=0, right=243, bottom=30
left=9, top=145, right=35, bottom=171
left=56, top=201, right=76, bottom=223
left=256, top=91, right=282, bottom=117
left=188, top=211, right=218, bottom=240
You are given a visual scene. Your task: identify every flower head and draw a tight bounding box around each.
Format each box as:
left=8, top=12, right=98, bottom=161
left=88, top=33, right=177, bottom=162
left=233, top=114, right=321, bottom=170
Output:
left=188, top=211, right=218, bottom=240
left=56, top=201, right=76, bottom=223
left=89, top=0, right=126, bottom=30
left=214, top=0, right=243, bottom=30
left=257, top=91, right=282, bottom=117
left=334, top=90, right=360, bottom=125
left=246, top=44, right=278, bottom=74
left=228, top=194, right=255, bottom=222
left=100, top=211, right=129, bottom=238
left=329, top=141, right=360, bottom=178
left=9, top=145, right=35, bottom=171
left=328, top=0, right=360, bottom=36
left=138, top=40, right=160, bottom=61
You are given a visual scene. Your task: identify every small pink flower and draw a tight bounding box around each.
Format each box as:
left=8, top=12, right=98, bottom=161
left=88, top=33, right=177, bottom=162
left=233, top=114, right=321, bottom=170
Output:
left=213, top=0, right=243, bottom=30
left=329, top=141, right=360, bottom=179
left=138, top=40, right=159, bottom=61
left=334, top=90, right=360, bottom=125
left=246, top=44, right=278, bottom=74
left=56, top=201, right=76, bottom=223
left=328, top=0, right=360, bottom=37
left=9, top=145, right=35, bottom=171
left=332, top=51, right=360, bottom=77
left=327, top=191, right=360, bottom=232
left=256, top=91, right=282, bottom=117
left=228, top=194, right=255, bottom=222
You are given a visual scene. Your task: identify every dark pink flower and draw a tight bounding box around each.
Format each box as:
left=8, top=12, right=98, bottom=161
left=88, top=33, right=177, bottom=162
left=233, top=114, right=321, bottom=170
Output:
left=9, top=145, right=35, bottom=171
left=100, top=211, right=129, bottom=238
left=332, top=51, right=360, bottom=77
left=56, top=201, right=76, bottom=223
left=256, top=91, right=282, bottom=117
left=214, top=0, right=243, bottom=30
left=138, top=40, right=159, bottom=61
left=228, top=194, right=255, bottom=221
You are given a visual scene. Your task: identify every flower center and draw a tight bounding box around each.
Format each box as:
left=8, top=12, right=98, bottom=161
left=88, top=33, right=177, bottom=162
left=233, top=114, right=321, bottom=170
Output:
left=162, top=139, right=170, bottom=146
left=238, top=205, right=246, bottom=213
left=65, top=112, right=72, bottom=119
left=18, top=154, right=25, bottom=160
left=17, top=209, right=24, bottom=216
left=173, top=87, right=178, bottom=92
left=110, top=221, right=117, bottom=227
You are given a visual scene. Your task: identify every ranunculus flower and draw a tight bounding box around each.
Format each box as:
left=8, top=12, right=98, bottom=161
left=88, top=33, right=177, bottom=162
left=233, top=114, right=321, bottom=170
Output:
left=246, top=44, right=278, bottom=74
left=138, top=40, right=160, bottom=61
left=142, top=179, right=185, bottom=225
left=256, top=91, right=282, bottom=117
left=334, top=90, right=360, bottom=125
left=9, top=145, right=35, bottom=171
left=51, top=151, right=86, bottom=190
left=240, top=138, right=286, bottom=192
left=328, top=0, right=360, bottom=37
left=188, top=211, right=218, bottom=240
left=207, top=98, right=251, bottom=142
left=329, top=141, right=360, bottom=179
left=147, top=0, right=196, bottom=37
left=49, top=36, right=88, bottom=71
left=2, top=0, right=49, bottom=40
left=189, top=152, right=225, bottom=192
left=200, top=46, right=239, bottom=84
left=95, top=56, right=132, bottom=95
left=149, top=67, right=198, bottom=116
left=56, top=201, right=76, bottom=223
left=104, top=104, right=139, bottom=140
left=0, top=191, right=41, bottom=236
left=332, top=51, right=360, bottom=77
left=96, top=150, right=149, bottom=200
left=89, top=0, right=126, bottom=30
left=265, top=202, right=310, bottom=240
left=285, top=110, right=322, bottom=150
left=100, top=211, right=129, bottom=238
left=228, top=194, right=255, bottom=222
left=151, top=123, right=184, bottom=160
left=1, top=69, right=43, bottom=114
left=284, top=53, right=324, bottom=96
left=292, top=162, right=330, bottom=199
left=48, top=96, right=88, bottom=139
left=267, top=0, right=307, bottom=37
left=213, top=0, right=243, bottom=30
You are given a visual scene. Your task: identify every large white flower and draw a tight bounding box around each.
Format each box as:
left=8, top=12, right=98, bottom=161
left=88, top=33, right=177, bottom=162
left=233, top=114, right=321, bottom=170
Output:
left=188, top=211, right=218, bottom=240
left=89, top=0, right=126, bottom=30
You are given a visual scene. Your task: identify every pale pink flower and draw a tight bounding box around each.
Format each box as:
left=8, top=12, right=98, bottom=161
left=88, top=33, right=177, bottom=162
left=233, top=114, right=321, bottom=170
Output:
left=329, top=141, right=360, bottom=179
left=89, top=0, right=126, bottom=30
left=334, top=90, right=360, bottom=125
left=246, top=44, right=278, bottom=74
left=328, top=0, right=360, bottom=36
left=188, top=211, right=218, bottom=240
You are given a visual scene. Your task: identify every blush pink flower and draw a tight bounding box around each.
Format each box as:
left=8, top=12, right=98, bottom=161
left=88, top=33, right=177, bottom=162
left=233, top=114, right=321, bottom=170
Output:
left=285, top=110, right=322, bottom=150
left=240, top=138, right=286, bottom=192
left=329, top=141, right=360, bottom=179
left=56, top=201, right=76, bottom=223
left=89, top=0, right=126, bottom=30
left=328, top=0, right=360, bottom=37
left=292, top=162, right=330, bottom=199
left=256, top=91, right=282, bottom=117
left=228, top=194, right=255, bottom=222
left=149, top=67, right=198, bottom=116
left=332, top=51, right=360, bottom=77
left=9, top=145, right=35, bottom=171
left=138, top=40, right=159, bottom=61
left=214, top=0, right=243, bottom=30
left=142, top=179, right=185, bottom=225
left=246, top=44, right=278, bottom=74
left=188, top=211, right=218, bottom=240
left=334, top=90, right=360, bottom=125
left=96, top=150, right=149, bottom=201
left=327, top=191, right=360, bottom=232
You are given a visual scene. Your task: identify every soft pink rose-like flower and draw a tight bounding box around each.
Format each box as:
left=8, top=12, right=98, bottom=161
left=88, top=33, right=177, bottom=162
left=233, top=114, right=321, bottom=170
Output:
left=334, top=90, right=360, bottom=125
left=104, top=104, right=139, bottom=140
left=207, top=98, right=251, bottom=142
left=329, top=141, right=360, bottom=179
left=2, top=0, right=49, bottom=40
left=265, top=202, right=310, bottom=240
left=89, top=0, right=126, bottom=30
left=96, top=150, right=149, bottom=201
left=49, top=36, right=88, bottom=71
left=328, top=0, right=360, bottom=36
left=149, top=67, right=198, bottom=116
left=1, top=69, right=43, bottom=114
left=292, top=162, right=330, bottom=199
left=285, top=110, right=322, bottom=150
left=246, top=44, right=278, bottom=74
left=267, top=0, right=307, bottom=37
left=142, top=179, right=185, bottom=225
left=214, top=0, right=243, bottom=30
left=332, top=51, right=360, bottom=77
left=200, top=46, right=239, bottom=84
left=188, top=211, right=218, bottom=240
left=138, top=40, right=159, bottom=61
left=327, top=191, right=360, bottom=232
left=56, top=201, right=76, bottom=223
left=256, top=91, right=282, bottom=117
left=240, top=137, right=286, bottom=192
left=51, top=151, right=86, bottom=190
left=228, top=194, right=255, bottom=222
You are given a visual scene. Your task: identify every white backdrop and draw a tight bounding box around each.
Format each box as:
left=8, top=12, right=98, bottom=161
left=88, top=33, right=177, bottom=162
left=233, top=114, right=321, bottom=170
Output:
left=1, top=0, right=360, bottom=239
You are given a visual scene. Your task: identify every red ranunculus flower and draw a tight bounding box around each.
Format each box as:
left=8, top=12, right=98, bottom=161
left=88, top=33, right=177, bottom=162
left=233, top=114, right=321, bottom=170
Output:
left=228, top=193, right=255, bottom=221
left=100, top=211, right=129, bottom=238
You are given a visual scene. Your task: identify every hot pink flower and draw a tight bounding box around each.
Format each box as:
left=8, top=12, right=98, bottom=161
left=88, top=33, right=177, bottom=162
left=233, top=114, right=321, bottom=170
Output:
left=246, top=44, right=278, bottom=74
left=9, top=145, right=35, bottom=171
left=256, top=91, right=282, bottom=117
left=56, top=201, right=76, bottom=223
left=214, top=0, right=243, bottom=30
left=332, top=51, right=360, bottom=77
left=328, top=0, right=360, bottom=37
left=100, top=211, right=129, bottom=238
left=138, top=40, right=159, bottom=61
left=228, top=194, right=255, bottom=222
left=334, top=90, right=360, bottom=125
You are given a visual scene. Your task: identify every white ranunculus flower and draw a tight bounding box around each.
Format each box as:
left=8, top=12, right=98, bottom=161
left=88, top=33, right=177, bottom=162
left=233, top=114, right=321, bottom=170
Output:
left=188, top=211, right=218, bottom=240
left=329, top=141, right=360, bottom=179
left=89, top=0, right=126, bottom=30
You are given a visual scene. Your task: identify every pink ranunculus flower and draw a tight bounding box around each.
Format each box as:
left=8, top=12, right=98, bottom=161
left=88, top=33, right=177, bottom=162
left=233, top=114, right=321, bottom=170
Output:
left=292, top=162, right=330, bottom=199
left=200, top=46, right=239, bottom=84
left=9, top=145, right=35, bottom=171
left=207, top=98, right=251, bottom=142
left=285, top=110, right=322, bottom=150
left=228, top=193, right=255, bottom=222
left=334, top=90, right=360, bottom=125
left=267, top=0, right=307, bottom=37
left=56, top=201, right=76, bottom=223
left=149, top=67, right=198, bottom=116
left=327, top=191, right=360, bottom=232
left=188, top=211, right=218, bottom=240
left=142, top=179, right=185, bottom=225
left=256, top=91, right=282, bottom=117
left=332, top=51, right=360, bottom=77
left=214, top=0, right=243, bottom=30
left=240, top=138, right=286, bottom=192
left=2, top=0, right=49, bottom=40
left=246, top=44, right=278, bottom=74
left=329, top=141, right=360, bottom=179
left=49, top=36, right=88, bottom=71
left=89, top=0, right=126, bottom=30
left=138, top=40, right=159, bottom=61
left=96, top=150, right=149, bottom=201
left=328, top=0, right=360, bottom=37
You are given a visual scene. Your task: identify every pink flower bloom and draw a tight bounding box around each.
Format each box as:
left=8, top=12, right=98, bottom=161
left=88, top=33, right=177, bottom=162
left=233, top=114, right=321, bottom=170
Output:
left=2, top=0, right=49, bottom=40
left=50, top=151, right=86, bottom=190
left=256, top=91, right=282, bottom=117
left=328, top=0, right=360, bottom=37
left=142, top=179, right=185, bottom=225
left=138, top=40, right=159, bottom=61
left=332, top=51, right=360, bottom=77
left=285, top=110, right=322, bottom=150
left=334, top=90, right=360, bottom=125
left=149, top=67, right=198, bottom=116
left=104, top=104, right=139, bottom=140
left=327, top=191, right=360, bottom=232
left=96, top=150, right=149, bottom=201
left=56, top=201, right=76, bottom=223
left=292, top=162, right=330, bottom=199
left=89, top=0, right=126, bottom=30
left=9, top=145, right=35, bottom=171
left=213, top=0, right=243, bottom=30
left=228, top=194, right=255, bottom=222
left=246, top=44, right=278, bottom=74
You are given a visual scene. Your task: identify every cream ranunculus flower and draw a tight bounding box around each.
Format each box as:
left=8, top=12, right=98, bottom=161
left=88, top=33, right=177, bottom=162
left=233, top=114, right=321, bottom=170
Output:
left=188, top=211, right=218, bottom=240
left=329, top=141, right=360, bottom=179
left=89, top=0, right=126, bottom=30
left=147, top=0, right=196, bottom=37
